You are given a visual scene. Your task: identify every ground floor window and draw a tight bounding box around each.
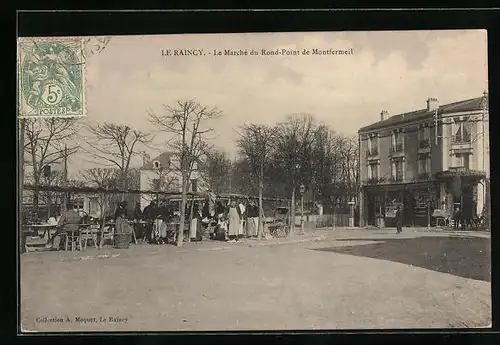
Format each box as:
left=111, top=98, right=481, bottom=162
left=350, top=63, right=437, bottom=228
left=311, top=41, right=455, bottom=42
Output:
left=452, top=153, right=470, bottom=169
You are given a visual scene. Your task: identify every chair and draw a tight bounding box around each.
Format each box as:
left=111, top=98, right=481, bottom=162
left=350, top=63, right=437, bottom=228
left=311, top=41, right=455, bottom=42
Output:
left=65, top=229, right=82, bottom=251
left=100, top=225, right=115, bottom=246
left=80, top=226, right=99, bottom=250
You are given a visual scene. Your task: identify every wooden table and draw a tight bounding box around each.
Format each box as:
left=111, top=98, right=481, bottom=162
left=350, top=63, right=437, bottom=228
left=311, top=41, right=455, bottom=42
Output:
left=27, top=224, right=58, bottom=242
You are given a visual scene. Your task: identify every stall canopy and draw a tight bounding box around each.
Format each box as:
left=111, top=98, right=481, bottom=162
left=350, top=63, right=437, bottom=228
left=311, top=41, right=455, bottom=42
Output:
left=216, top=193, right=290, bottom=203
left=22, top=184, right=207, bottom=198
left=22, top=185, right=290, bottom=203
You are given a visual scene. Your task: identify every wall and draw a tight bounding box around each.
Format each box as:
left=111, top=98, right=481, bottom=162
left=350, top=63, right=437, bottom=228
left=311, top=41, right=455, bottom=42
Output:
left=378, top=129, right=392, bottom=180
left=359, top=134, right=368, bottom=183
left=430, top=119, right=443, bottom=174
left=139, top=168, right=206, bottom=211
left=403, top=126, right=418, bottom=181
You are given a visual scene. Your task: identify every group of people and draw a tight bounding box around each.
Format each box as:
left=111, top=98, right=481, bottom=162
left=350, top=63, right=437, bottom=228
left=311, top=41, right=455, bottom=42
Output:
left=41, top=196, right=266, bottom=250
left=203, top=198, right=262, bottom=242
left=452, top=206, right=482, bottom=230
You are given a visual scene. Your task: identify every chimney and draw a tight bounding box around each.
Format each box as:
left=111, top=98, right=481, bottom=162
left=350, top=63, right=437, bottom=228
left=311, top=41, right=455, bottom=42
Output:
left=426, top=97, right=439, bottom=112
left=380, top=110, right=389, bottom=121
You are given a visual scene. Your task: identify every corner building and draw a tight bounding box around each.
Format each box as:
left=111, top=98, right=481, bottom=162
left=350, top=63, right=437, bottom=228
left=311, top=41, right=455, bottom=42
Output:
left=358, top=93, right=489, bottom=227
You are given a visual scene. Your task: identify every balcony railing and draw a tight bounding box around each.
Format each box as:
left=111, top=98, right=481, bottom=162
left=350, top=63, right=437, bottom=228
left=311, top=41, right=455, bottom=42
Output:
left=418, top=139, right=430, bottom=149
left=391, top=143, right=404, bottom=152
left=416, top=172, right=431, bottom=180
left=452, top=134, right=471, bottom=144
left=366, top=148, right=379, bottom=157
left=391, top=174, right=403, bottom=182
left=366, top=177, right=386, bottom=185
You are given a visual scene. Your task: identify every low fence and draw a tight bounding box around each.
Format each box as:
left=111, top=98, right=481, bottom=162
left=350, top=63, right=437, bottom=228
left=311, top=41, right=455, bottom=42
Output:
left=315, top=214, right=350, bottom=228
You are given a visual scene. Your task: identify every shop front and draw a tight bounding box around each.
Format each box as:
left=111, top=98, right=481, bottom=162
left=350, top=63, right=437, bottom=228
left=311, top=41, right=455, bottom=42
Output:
left=435, top=168, right=487, bottom=221
left=362, top=181, right=440, bottom=227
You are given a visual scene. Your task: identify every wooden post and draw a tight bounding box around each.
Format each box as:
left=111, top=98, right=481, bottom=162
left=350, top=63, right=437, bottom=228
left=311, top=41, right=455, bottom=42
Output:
left=257, top=161, right=264, bottom=239
left=291, top=187, right=296, bottom=234
left=19, top=118, right=26, bottom=253
left=188, top=193, right=195, bottom=242
left=99, top=192, right=106, bottom=249
left=61, top=145, right=68, bottom=213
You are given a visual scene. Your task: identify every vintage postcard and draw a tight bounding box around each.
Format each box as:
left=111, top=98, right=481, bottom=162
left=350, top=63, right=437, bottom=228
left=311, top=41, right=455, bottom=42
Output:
left=18, top=30, right=490, bottom=332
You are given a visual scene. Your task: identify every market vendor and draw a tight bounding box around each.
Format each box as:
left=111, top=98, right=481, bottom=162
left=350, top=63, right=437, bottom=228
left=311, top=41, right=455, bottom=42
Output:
left=114, top=201, right=130, bottom=234
left=46, top=202, right=82, bottom=250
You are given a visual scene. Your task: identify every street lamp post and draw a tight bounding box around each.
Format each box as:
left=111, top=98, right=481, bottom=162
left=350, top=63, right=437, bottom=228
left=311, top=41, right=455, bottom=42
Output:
left=348, top=199, right=355, bottom=228
left=299, top=184, right=305, bottom=235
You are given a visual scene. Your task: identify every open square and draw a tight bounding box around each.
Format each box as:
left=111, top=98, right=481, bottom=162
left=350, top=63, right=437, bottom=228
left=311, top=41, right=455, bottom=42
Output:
left=20, top=229, right=491, bottom=331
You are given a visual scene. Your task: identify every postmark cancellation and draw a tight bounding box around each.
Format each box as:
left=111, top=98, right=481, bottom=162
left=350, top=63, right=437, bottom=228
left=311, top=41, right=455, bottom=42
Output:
left=17, top=37, right=86, bottom=118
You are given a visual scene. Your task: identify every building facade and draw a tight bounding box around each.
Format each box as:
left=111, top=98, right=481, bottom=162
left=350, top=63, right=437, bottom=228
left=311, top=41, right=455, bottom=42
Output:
left=358, top=93, right=489, bottom=227
left=139, top=152, right=206, bottom=210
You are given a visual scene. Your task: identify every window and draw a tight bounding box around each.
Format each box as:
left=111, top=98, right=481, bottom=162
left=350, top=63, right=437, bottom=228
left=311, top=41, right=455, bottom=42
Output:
left=152, top=178, right=161, bottom=191
left=391, top=130, right=404, bottom=152
left=453, top=153, right=470, bottom=169
left=392, top=159, right=404, bottom=181
left=452, top=117, right=471, bottom=143
left=73, top=199, right=84, bottom=211
left=190, top=179, right=198, bottom=192
left=368, top=134, right=378, bottom=156
left=418, top=124, right=431, bottom=148
left=418, top=154, right=431, bottom=176
left=368, top=162, right=379, bottom=180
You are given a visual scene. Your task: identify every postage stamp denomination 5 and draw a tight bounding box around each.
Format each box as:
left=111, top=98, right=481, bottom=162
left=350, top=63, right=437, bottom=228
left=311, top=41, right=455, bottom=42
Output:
left=18, top=37, right=86, bottom=118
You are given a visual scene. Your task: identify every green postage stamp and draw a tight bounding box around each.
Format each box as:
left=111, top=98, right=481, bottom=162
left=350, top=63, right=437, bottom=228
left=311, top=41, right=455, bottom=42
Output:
left=17, top=37, right=86, bottom=118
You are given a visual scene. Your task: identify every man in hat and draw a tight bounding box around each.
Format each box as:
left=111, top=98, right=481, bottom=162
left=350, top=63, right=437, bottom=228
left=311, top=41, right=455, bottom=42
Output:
left=395, top=204, right=403, bottom=234
left=46, top=202, right=82, bottom=250
left=142, top=200, right=158, bottom=242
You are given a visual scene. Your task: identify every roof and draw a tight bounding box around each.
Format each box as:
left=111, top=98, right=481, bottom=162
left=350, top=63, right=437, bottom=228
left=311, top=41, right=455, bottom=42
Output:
left=141, top=152, right=174, bottom=170
left=358, top=95, right=487, bottom=133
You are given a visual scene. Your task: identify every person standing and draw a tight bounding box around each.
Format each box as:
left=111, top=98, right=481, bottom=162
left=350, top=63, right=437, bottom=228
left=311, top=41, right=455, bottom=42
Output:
left=142, top=200, right=158, bottom=243
left=238, top=199, right=246, bottom=239
left=453, top=207, right=461, bottom=230
left=114, top=201, right=129, bottom=235
left=395, top=205, right=403, bottom=234
left=246, top=200, right=258, bottom=237
left=227, top=200, right=241, bottom=242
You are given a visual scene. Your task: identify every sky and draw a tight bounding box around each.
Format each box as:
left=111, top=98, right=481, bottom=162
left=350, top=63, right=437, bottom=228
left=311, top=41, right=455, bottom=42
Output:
left=64, top=30, right=487, bottom=177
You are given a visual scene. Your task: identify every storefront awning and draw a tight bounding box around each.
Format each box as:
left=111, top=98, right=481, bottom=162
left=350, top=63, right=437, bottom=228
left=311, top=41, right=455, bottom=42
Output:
left=435, top=169, right=487, bottom=180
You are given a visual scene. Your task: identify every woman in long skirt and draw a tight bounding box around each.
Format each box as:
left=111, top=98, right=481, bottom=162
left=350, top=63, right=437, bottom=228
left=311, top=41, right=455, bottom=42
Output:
left=228, top=200, right=241, bottom=241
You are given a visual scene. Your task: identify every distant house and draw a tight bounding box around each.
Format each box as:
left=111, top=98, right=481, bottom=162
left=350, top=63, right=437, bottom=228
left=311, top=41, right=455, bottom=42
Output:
left=139, top=152, right=207, bottom=211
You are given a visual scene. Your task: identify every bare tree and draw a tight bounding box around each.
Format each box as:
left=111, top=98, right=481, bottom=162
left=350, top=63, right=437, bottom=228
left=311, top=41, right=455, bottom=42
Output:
left=148, top=166, right=178, bottom=192
left=80, top=168, right=119, bottom=248
left=23, top=118, right=80, bottom=210
left=202, top=148, right=232, bottom=195
left=237, top=124, right=276, bottom=238
left=149, top=100, right=222, bottom=247
left=84, top=123, right=153, bottom=199
left=274, top=113, right=318, bottom=233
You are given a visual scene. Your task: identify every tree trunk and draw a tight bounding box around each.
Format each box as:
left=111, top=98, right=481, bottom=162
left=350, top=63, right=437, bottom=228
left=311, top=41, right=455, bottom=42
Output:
left=291, top=186, right=296, bottom=234
left=99, top=194, right=106, bottom=248
left=257, top=162, right=264, bottom=239
left=188, top=193, right=195, bottom=242
left=177, top=174, right=188, bottom=247
left=47, top=194, right=52, bottom=218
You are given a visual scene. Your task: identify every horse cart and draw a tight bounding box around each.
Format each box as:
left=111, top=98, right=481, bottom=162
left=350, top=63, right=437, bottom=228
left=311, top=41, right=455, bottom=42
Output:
left=267, top=207, right=291, bottom=238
